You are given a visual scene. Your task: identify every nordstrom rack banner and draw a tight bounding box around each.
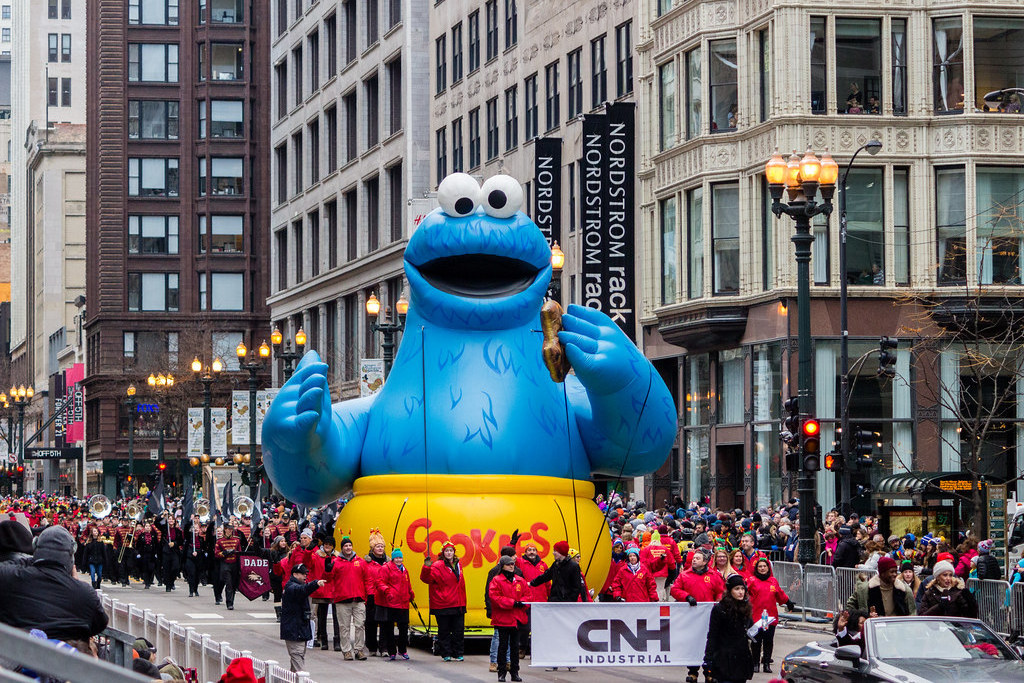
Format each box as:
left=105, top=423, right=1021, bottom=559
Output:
left=531, top=602, right=712, bottom=667
left=580, top=102, right=636, bottom=341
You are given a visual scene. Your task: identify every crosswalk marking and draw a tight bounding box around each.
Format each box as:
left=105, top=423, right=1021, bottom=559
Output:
left=185, top=613, right=223, bottom=619
left=247, top=613, right=276, bottom=619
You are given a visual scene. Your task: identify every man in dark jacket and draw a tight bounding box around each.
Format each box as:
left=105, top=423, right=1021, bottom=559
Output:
left=528, top=541, right=587, bottom=602
left=975, top=539, right=1001, bottom=580
left=0, top=526, right=108, bottom=641
left=832, top=527, right=861, bottom=568
left=280, top=563, right=326, bottom=672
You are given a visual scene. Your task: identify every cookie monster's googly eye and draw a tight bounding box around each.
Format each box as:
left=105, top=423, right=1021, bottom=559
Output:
left=437, top=173, right=481, bottom=218
left=480, top=175, right=524, bottom=219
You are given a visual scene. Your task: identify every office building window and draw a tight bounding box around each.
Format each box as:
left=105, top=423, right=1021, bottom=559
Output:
left=451, top=117, right=463, bottom=173
left=292, top=132, right=304, bottom=194
left=325, top=105, right=338, bottom=173
left=128, top=158, right=179, bottom=197
left=62, top=0, right=71, bottom=18
left=657, top=0, right=671, bottom=17
left=893, top=168, right=910, bottom=285
left=128, top=215, right=179, bottom=254
left=129, top=0, right=178, bottom=25
left=711, top=183, right=739, bottom=295
left=365, top=73, right=379, bottom=147
left=687, top=188, right=703, bottom=299
left=293, top=220, right=304, bottom=282
left=275, top=145, right=287, bottom=204
left=209, top=100, right=243, bottom=138
left=128, top=45, right=180, bottom=82
left=468, top=107, right=481, bottom=169
left=709, top=40, right=737, bottom=132
left=387, top=57, right=402, bottom=135
left=366, top=176, right=380, bottom=251
left=659, top=61, right=675, bottom=150
left=486, top=97, right=498, bottom=160
left=468, top=11, right=480, bottom=72
left=977, top=167, right=1024, bottom=285
left=326, top=200, right=338, bottom=268
left=275, top=62, right=288, bottom=120
left=199, top=215, right=243, bottom=253
left=325, top=13, right=337, bottom=77
left=48, top=34, right=59, bottom=62
left=452, top=23, right=463, bottom=83
left=344, top=188, right=358, bottom=261
left=292, top=45, right=303, bottom=103
left=49, top=0, right=58, bottom=18
left=545, top=61, right=559, bottom=130
left=758, top=29, right=770, bottom=122
left=505, top=0, right=516, bottom=49
left=844, top=168, right=885, bottom=285
left=61, top=33, right=71, bottom=61
left=308, top=30, right=319, bottom=92
left=836, top=19, right=881, bottom=115
left=761, top=178, right=773, bottom=290
left=1, top=7, right=8, bottom=20
left=388, top=163, right=402, bottom=242
left=937, top=167, right=966, bottom=284
left=505, top=86, right=518, bottom=150
left=308, top=118, right=320, bottom=184
left=60, top=78, right=71, bottom=106
left=388, top=0, right=400, bottom=28
left=810, top=16, right=826, bottom=114
left=343, top=90, right=357, bottom=161
left=366, top=0, right=378, bottom=45
left=128, top=273, right=179, bottom=312
left=485, top=0, right=498, bottom=61
left=524, top=73, right=538, bottom=139
left=48, top=78, right=58, bottom=107
left=206, top=0, right=242, bottom=23
left=436, top=127, right=447, bottom=181
left=615, top=22, right=632, bottom=98
left=567, top=49, right=582, bottom=118
left=276, top=0, right=287, bottom=36
left=202, top=42, right=244, bottom=81
left=436, top=35, right=446, bottom=94
left=199, top=273, right=244, bottom=311
left=813, top=213, right=829, bottom=285
left=343, top=0, right=356, bottom=63
left=974, top=18, right=1024, bottom=113
left=892, top=19, right=907, bottom=116
left=309, top=210, right=320, bottom=278
left=200, top=157, right=244, bottom=196
left=660, top=196, right=677, bottom=304
left=591, top=35, right=606, bottom=108
left=129, top=101, right=179, bottom=139
left=685, top=47, right=700, bottom=139
left=935, top=18, right=965, bottom=113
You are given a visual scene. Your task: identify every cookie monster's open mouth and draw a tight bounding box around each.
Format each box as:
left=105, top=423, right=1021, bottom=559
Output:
left=415, top=254, right=541, bottom=298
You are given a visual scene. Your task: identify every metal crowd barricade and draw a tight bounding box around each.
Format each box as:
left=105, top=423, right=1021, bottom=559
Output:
left=802, top=563, right=838, bottom=620
left=1011, top=582, right=1024, bottom=637
left=968, top=578, right=1012, bottom=637
left=834, top=566, right=873, bottom=612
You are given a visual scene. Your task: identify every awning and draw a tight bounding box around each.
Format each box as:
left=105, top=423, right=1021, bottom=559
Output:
left=873, top=471, right=1005, bottom=498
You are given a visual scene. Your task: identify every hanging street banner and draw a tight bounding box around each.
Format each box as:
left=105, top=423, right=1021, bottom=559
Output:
left=530, top=602, right=712, bottom=668
left=238, top=554, right=272, bottom=600
left=533, top=137, right=562, bottom=247
left=211, top=408, right=228, bottom=458
left=231, top=390, right=251, bottom=445
left=53, top=372, right=65, bottom=443
left=579, top=106, right=636, bottom=341
left=187, top=408, right=203, bottom=457
left=65, top=363, right=85, bottom=442
left=360, top=359, right=385, bottom=397
left=255, top=389, right=279, bottom=446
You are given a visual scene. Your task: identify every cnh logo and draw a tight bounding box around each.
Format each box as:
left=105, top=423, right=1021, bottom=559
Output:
left=577, top=617, right=670, bottom=653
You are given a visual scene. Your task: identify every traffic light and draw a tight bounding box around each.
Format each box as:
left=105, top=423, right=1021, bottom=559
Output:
left=126, top=474, right=133, bottom=483
left=15, top=465, right=23, bottom=476
left=157, top=462, right=167, bottom=472
left=781, top=397, right=800, bottom=444
left=852, top=428, right=875, bottom=468
left=824, top=452, right=842, bottom=471
left=878, top=337, right=898, bottom=377
left=801, top=417, right=821, bottom=471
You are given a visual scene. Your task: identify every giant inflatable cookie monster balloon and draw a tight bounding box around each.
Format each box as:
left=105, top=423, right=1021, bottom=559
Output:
left=263, top=173, right=677, bottom=627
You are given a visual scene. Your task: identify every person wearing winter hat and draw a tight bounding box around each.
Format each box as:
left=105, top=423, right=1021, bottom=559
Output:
left=330, top=535, right=371, bottom=660
left=920, top=559, right=977, bottom=618
left=845, top=555, right=916, bottom=616
left=747, top=557, right=793, bottom=673
left=0, top=519, right=33, bottom=563
left=671, top=548, right=723, bottom=683
left=976, top=539, right=1001, bottom=580
left=375, top=548, right=415, bottom=660
left=0, top=525, right=108, bottom=641
left=703, top=573, right=764, bottom=683
left=529, top=540, right=587, bottom=603
left=488, top=555, right=527, bottom=682
left=281, top=563, right=327, bottom=672
left=421, top=540, right=467, bottom=662
left=611, top=546, right=657, bottom=602
left=363, top=528, right=389, bottom=657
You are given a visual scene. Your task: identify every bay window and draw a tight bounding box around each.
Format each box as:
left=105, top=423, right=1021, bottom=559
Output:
left=128, top=273, right=179, bottom=311
left=687, top=187, right=703, bottom=299
left=199, top=273, right=244, bottom=311
left=660, top=196, right=677, bottom=304
left=844, top=168, right=885, bottom=285
left=974, top=18, right=1024, bottom=113
left=936, top=167, right=966, bottom=284
left=129, top=101, right=179, bottom=139
left=200, top=215, right=244, bottom=253
left=836, top=19, right=881, bottom=115
left=933, top=17, right=964, bottom=113
left=976, top=167, right=1024, bottom=285
left=711, top=183, right=739, bottom=295
left=708, top=40, right=737, bottom=132
left=658, top=60, right=675, bottom=150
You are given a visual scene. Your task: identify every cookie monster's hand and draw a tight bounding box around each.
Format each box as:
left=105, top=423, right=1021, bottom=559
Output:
left=262, top=351, right=368, bottom=506
left=558, top=304, right=645, bottom=395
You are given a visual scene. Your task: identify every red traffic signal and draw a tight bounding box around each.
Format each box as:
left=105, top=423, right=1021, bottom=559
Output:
left=126, top=474, right=133, bottom=482
left=157, top=462, right=167, bottom=471
left=824, top=453, right=837, bottom=471
left=16, top=465, right=24, bottom=474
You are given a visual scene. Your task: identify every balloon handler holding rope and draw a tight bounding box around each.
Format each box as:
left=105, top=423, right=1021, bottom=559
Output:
left=263, top=173, right=677, bottom=629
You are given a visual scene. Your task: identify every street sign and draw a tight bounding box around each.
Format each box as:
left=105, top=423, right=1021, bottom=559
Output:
left=150, top=449, right=159, bottom=461
left=24, top=447, right=82, bottom=460
left=988, top=484, right=1007, bottom=572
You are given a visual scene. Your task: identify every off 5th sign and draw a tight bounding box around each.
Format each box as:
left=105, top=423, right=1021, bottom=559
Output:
left=530, top=602, right=713, bottom=668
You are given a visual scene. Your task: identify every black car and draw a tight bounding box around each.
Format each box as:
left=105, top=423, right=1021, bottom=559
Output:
left=782, top=617, right=1024, bottom=682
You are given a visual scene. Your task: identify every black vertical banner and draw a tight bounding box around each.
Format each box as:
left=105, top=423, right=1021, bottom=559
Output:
left=605, top=102, right=636, bottom=340
left=580, top=113, right=608, bottom=320
left=54, top=372, right=65, bottom=446
left=533, top=137, right=562, bottom=247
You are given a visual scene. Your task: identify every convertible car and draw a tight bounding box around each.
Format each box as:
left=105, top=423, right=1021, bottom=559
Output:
left=781, top=617, right=1024, bottom=682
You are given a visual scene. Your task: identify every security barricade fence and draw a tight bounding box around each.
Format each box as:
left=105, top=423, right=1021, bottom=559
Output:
left=968, top=579, right=1012, bottom=637
left=99, top=594, right=318, bottom=683
left=1011, top=582, right=1024, bottom=637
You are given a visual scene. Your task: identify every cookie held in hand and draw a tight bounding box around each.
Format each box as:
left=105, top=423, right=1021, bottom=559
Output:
left=541, top=300, right=571, bottom=383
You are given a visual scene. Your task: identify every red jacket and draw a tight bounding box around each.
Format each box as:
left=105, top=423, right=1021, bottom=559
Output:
left=376, top=561, right=414, bottom=609
left=362, top=553, right=389, bottom=603
left=600, top=558, right=626, bottom=595
left=611, top=562, right=658, bottom=602
left=956, top=550, right=978, bottom=579
left=488, top=571, right=529, bottom=627
left=419, top=559, right=467, bottom=611
left=284, top=545, right=315, bottom=576
left=639, top=545, right=670, bottom=577
left=307, top=550, right=334, bottom=601
left=670, top=568, right=725, bottom=603
left=516, top=556, right=550, bottom=602
left=747, top=573, right=789, bottom=619
left=330, top=553, right=372, bottom=602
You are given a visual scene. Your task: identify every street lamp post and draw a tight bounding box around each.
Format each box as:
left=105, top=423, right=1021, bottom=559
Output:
left=270, top=327, right=306, bottom=383
left=10, top=385, right=33, bottom=494
left=126, top=385, right=137, bottom=494
left=237, top=340, right=270, bottom=500
left=766, top=148, right=838, bottom=565
left=189, top=357, right=223, bottom=490
left=146, top=373, right=175, bottom=476
left=366, top=292, right=409, bottom=378
left=549, top=241, right=565, bottom=301
left=838, top=140, right=883, bottom=515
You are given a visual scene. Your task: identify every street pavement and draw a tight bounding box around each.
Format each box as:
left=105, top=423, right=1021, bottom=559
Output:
left=99, top=582, right=825, bottom=682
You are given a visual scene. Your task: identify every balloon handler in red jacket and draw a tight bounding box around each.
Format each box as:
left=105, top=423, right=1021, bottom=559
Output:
left=376, top=548, right=415, bottom=661
left=420, top=540, right=468, bottom=662
left=746, top=557, right=794, bottom=674
left=488, top=555, right=528, bottom=682
left=670, top=548, right=724, bottom=683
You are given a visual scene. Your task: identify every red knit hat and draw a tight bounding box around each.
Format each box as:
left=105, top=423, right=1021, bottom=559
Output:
left=554, top=540, right=570, bottom=556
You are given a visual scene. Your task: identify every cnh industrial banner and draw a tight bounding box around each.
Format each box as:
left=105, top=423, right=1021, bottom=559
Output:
left=530, top=602, right=712, bottom=667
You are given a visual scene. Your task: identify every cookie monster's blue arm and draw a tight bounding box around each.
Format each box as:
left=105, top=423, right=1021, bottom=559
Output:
left=557, top=304, right=678, bottom=476
left=261, top=351, right=373, bottom=506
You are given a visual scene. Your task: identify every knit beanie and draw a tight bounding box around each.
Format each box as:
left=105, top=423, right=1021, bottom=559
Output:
left=553, top=540, right=570, bottom=556
left=0, top=520, right=33, bottom=555
left=625, top=546, right=640, bottom=557
left=932, top=560, right=955, bottom=577
left=33, top=525, right=76, bottom=572
left=725, top=573, right=746, bottom=591
left=978, top=539, right=994, bottom=554
left=391, top=548, right=403, bottom=559
left=877, top=556, right=897, bottom=573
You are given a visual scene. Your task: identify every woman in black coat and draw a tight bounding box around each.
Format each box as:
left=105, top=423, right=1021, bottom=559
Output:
left=703, top=574, right=763, bottom=683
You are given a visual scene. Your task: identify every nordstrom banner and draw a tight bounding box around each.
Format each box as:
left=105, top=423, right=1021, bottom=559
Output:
left=530, top=601, right=712, bottom=668
left=533, top=137, right=562, bottom=247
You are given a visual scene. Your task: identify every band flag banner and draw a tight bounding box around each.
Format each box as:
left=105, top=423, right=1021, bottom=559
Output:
left=530, top=602, right=712, bottom=667
left=238, top=555, right=271, bottom=600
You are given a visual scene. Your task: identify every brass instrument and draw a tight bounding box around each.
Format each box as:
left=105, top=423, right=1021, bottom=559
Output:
left=196, top=500, right=211, bottom=524
left=89, top=494, right=112, bottom=519
left=117, top=501, right=146, bottom=563
left=233, top=496, right=254, bottom=518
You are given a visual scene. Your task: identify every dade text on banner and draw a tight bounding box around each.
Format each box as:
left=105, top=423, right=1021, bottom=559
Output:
left=530, top=602, right=712, bottom=667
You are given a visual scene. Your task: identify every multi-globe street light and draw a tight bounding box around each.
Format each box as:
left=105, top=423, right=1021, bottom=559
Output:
left=366, top=292, right=409, bottom=378
left=236, top=339, right=270, bottom=500
left=270, top=327, right=306, bottom=382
